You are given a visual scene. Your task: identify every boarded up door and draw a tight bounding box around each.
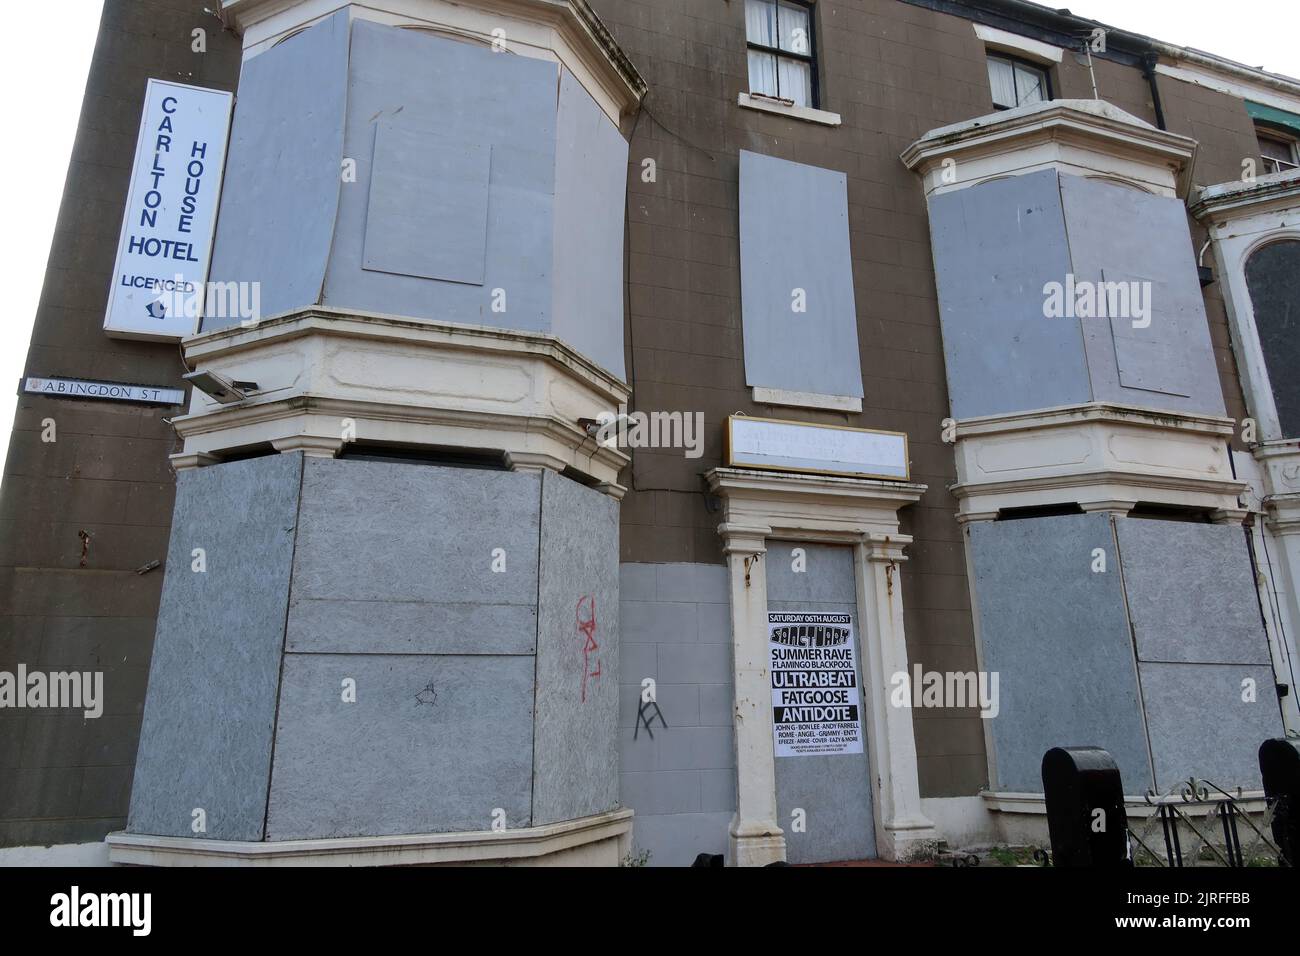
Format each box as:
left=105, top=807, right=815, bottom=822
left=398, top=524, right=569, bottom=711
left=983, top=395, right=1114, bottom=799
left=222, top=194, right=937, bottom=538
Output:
left=767, top=543, right=876, bottom=862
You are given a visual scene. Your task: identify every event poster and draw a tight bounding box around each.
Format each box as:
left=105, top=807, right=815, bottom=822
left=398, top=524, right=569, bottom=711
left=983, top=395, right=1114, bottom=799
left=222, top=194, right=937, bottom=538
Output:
left=769, top=612, right=864, bottom=757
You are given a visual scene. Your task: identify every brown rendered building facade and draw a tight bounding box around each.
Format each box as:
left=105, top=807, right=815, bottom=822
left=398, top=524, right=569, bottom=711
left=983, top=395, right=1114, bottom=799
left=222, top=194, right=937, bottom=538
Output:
left=2, top=0, right=1298, bottom=865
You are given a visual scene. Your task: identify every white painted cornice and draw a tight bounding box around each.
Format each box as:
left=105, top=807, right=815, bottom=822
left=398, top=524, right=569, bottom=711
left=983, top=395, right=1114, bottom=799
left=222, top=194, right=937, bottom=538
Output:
left=901, top=99, right=1197, bottom=197
left=173, top=307, right=631, bottom=492
left=952, top=401, right=1238, bottom=439
left=947, top=402, right=1246, bottom=521
left=1190, top=168, right=1300, bottom=226
left=186, top=306, right=629, bottom=398
left=1154, top=59, right=1300, bottom=120
left=220, top=0, right=646, bottom=120
left=706, top=467, right=927, bottom=542
left=1254, top=439, right=1300, bottom=508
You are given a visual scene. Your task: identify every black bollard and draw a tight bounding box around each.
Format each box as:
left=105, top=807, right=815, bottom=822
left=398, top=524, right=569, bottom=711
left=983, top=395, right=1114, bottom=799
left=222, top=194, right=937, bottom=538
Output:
left=1041, top=746, right=1131, bottom=867
left=1259, top=737, right=1300, bottom=867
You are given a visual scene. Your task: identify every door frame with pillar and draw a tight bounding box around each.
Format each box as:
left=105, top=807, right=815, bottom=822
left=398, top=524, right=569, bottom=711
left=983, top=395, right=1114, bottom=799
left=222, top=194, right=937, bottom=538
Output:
left=706, top=467, right=940, bottom=865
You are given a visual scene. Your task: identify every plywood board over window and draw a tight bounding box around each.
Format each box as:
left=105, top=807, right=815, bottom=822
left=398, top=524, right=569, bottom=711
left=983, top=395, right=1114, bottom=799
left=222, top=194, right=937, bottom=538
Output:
left=738, top=150, right=864, bottom=404
left=1058, top=174, right=1224, bottom=415
left=363, top=122, right=491, bottom=285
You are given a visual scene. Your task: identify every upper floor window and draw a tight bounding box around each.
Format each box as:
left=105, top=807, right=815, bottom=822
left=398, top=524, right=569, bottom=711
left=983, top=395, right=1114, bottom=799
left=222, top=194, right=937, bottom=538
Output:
left=1258, top=128, right=1300, bottom=175
left=987, top=53, right=1049, bottom=110
left=1245, top=239, right=1300, bottom=436
left=745, top=0, right=817, bottom=109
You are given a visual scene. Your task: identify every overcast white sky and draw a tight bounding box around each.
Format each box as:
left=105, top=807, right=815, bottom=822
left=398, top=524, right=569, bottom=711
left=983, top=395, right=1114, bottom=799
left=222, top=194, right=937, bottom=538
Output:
left=1066, top=0, right=1300, bottom=76
left=0, top=1, right=102, bottom=474
left=0, top=1, right=1298, bottom=475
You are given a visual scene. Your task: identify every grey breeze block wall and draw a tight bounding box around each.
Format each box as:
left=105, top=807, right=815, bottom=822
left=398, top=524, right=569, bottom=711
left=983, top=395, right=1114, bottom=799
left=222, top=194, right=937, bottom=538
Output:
left=968, top=513, right=1284, bottom=795
left=205, top=13, right=627, bottom=377
left=928, top=169, right=1224, bottom=419
left=618, top=562, right=735, bottom=867
left=130, top=455, right=620, bottom=842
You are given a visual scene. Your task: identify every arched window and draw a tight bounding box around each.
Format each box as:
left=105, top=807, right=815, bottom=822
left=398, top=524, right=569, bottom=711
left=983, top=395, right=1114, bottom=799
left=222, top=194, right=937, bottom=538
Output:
left=1245, top=239, right=1300, bottom=436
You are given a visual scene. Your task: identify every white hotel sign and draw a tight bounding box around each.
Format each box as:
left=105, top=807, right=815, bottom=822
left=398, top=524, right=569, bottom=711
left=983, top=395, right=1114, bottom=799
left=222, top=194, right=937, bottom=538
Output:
left=726, top=415, right=909, bottom=480
left=103, top=79, right=233, bottom=341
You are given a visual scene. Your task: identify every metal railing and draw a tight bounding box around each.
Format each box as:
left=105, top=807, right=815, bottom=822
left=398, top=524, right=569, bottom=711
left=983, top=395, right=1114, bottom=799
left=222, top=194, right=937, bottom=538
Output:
left=1127, top=778, right=1283, bottom=867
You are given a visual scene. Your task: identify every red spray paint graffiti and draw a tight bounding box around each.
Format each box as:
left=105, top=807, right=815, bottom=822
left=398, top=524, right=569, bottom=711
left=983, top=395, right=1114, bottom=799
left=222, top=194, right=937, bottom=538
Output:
left=577, top=595, right=601, bottom=703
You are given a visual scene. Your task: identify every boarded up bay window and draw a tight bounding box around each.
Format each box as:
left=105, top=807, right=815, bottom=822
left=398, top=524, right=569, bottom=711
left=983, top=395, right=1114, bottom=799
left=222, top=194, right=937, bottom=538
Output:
left=738, top=151, right=864, bottom=407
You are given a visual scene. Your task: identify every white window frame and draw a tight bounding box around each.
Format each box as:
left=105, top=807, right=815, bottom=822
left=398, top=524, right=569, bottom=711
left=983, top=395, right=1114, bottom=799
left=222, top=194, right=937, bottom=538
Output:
left=744, top=0, right=819, bottom=109
left=1257, top=128, right=1300, bottom=175
left=985, top=51, right=1052, bottom=111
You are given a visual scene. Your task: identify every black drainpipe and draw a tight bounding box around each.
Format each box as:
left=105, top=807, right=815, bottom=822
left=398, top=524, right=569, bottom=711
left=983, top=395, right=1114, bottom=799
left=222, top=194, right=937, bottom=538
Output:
left=1141, top=52, right=1168, bottom=130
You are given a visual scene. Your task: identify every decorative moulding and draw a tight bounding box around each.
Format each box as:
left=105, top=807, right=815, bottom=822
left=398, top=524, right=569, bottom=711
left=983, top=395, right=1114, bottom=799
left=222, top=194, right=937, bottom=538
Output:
left=1254, top=440, right=1300, bottom=533
left=1191, top=168, right=1300, bottom=224
left=901, top=99, right=1197, bottom=198
left=706, top=466, right=927, bottom=541
left=171, top=307, right=631, bottom=495
left=949, top=402, right=1247, bottom=522
left=220, top=0, right=647, bottom=122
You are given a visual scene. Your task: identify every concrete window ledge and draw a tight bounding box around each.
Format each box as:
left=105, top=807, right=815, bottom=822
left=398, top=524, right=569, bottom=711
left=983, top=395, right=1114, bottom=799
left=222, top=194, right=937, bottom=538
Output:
left=751, top=385, right=862, bottom=412
left=738, top=92, right=841, bottom=127
left=106, top=808, right=634, bottom=867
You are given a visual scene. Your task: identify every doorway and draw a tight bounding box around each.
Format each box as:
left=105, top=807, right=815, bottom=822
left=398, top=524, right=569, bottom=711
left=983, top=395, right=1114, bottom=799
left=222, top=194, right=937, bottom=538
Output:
left=767, top=542, right=876, bottom=862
